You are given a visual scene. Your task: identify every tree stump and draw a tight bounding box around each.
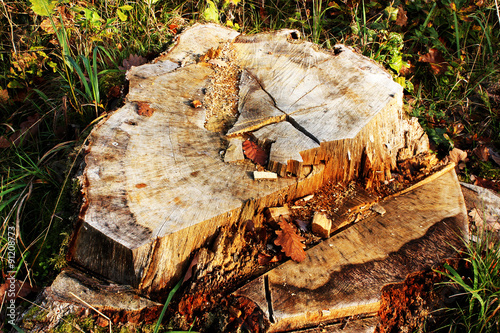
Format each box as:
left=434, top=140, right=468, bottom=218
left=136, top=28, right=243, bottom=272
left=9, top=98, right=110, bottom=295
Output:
left=68, top=24, right=428, bottom=295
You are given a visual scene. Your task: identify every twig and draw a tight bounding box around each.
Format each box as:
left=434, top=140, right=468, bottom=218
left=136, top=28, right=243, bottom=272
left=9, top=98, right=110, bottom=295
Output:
left=0, top=0, right=17, bottom=53
left=69, top=292, right=112, bottom=333
left=495, top=0, right=500, bottom=27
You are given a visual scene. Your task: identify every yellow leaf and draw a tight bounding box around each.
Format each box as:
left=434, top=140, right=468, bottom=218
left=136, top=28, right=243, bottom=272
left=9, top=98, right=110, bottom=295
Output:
left=203, top=1, right=219, bottom=23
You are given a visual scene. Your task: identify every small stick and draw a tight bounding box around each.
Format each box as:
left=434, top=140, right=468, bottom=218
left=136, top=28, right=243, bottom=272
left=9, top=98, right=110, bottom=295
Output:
left=70, top=292, right=112, bottom=333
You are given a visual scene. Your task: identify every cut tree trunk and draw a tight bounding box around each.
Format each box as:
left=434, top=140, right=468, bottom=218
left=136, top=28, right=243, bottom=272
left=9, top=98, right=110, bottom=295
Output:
left=68, top=23, right=428, bottom=295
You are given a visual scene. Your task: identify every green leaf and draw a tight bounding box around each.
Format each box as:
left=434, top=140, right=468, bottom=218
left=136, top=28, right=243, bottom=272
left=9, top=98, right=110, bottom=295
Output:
left=117, top=9, right=127, bottom=22
left=119, top=5, right=133, bottom=11
left=203, top=0, right=219, bottom=23
left=7, top=80, right=24, bottom=89
left=389, top=54, right=403, bottom=73
left=385, top=6, right=398, bottom=22
left=30, top=0, right=58, bottom=16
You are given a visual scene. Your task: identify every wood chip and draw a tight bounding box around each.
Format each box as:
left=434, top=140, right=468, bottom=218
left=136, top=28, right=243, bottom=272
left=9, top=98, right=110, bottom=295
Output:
left=371, top=203, right=387, bottom=215
left=311, top=212, right=331, bottom=238
left=265, top=206, right=291, bottom=226
left=253, top=171, right=277, bottom=180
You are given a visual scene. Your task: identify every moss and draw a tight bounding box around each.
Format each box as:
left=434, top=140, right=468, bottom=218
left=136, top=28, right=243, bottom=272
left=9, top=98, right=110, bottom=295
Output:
left=24, top=305, right=49, bottom=322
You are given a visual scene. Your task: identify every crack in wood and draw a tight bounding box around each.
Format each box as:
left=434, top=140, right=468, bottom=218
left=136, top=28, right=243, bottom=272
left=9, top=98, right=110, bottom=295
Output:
left=285, top=115, right=321, bottom=145
left=233, top=70, right=321, bottom=146
left=264, top=274, right=275, bottom=323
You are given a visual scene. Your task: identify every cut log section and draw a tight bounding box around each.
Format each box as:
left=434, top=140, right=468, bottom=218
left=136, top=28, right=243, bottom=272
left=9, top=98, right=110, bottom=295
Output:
left=234, top=167, right=468, bottom=332
left=68, top=24, right=428, bottom=294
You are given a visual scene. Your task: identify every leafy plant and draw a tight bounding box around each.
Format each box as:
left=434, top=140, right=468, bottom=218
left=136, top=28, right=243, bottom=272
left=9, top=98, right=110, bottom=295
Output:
left=436, top=229, right=500, bottom=332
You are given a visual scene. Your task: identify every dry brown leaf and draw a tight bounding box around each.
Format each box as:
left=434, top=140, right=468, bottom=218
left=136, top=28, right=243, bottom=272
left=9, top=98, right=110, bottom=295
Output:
left=0, top=279, right=36, bottom=301
left=183, top=252, right=201, bottom=282
left=473, top=145, right=490, bottom=162
left=192, top=100, right=203, bottom=108
left=469, top=208, right=500, bottom=231
left=447, top=148, right=468, bottom=165
left=120, top=54, right=147, bottom=71
left=242, top=140, right=267, bottom=166
left=0, top=136, right=11, bottom=148
left=419, top=48, right=449, bottom=75
left=0, top=114, right=40, bottom=148
left=168, top=23, right=179, bottom=34
left=473, top=176, right=500, bottom=192
left=489, top=148, right=500, bottom=166
left=136, top=101, right=154, bottom=117
left=0, top=88, right=10, bottom=104
left=257, top=253, right=279, bottom=265
left=107, top=85, right=121, bottom=99
left=200, top=47, right=221, bottom=62
left=395, top=5, right=408, bottom=26
left=274, top=216, right=306, bottom=262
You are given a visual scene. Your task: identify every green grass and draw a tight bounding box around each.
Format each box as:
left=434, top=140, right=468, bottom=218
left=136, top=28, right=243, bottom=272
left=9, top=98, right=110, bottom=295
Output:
left=1, top=0, right=499, bottom=332
left=437, top=229, right=500, bottom=332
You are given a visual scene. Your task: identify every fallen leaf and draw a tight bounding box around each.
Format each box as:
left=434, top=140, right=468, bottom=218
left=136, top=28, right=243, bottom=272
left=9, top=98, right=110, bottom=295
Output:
left=192, top=100, right=203, bottom=108
left=0, top=88, right=9, bottom=104
left=419, top=48, right=449, bottom=75
left=473, top=176, right=500, bottom=193
left=258, top=253, right=272, bottom=265
left=136, top=101, right=154, bottom=117
left=120, top=54, right=147, bottom=71
left=200, top=47, right=221, bottom=62
left=395, top=5, right=407, bottom=26
left=489, top=148, right=500, bottom=166
left=445, top=148, right=468, bottom=167
left=135, top=183, right=147, bottom=188
left=0, top=114, right=41, bottom=148
left=0, top=279, right=36, bottom=302
left=20, top=114, right=40, bottom=137
left=473, top=144, right=490, bottom=162
left=168, top=23, right=179, bottom=34
left=274, top=216, right=306, bottom=262
left=183, top=252, right=201, bottom=283
left=0, top=136, right=10, bottom=148
left=107, top=85, right=121, bottom=99
left=242, top=140, right=267, bottom=166
left=469, top=208, right=500, bottom=231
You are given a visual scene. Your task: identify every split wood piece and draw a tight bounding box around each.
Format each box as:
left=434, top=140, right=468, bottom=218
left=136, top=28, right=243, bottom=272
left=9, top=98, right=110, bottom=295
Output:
left=69, top=24, right=428, bottom=295
left=311, top=212, right=331, bottom=238
left=319, top=184, right=378, bottom=233
left=48, top=268, right=162, bottom=324
left=228, top=33, right=429, bottom=179
left=234, top=168, right=468, bottom=332
left=254, top=171, right=278, bottom=180
left=266, top=206, right=292, bottom=227
left=224, top=137, right=245, bottom=163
